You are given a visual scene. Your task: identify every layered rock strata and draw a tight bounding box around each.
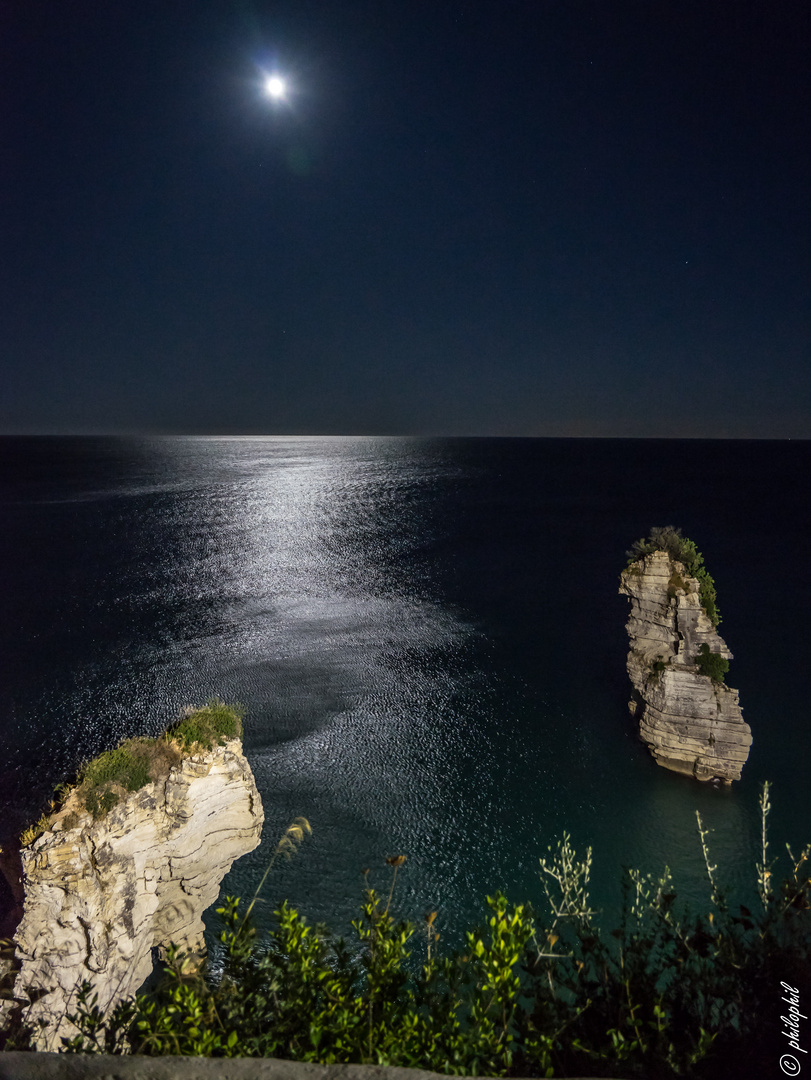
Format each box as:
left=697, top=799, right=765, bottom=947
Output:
left=6, top=738, right=263, bottom=1051
left=619, top=549, right=752, bottom=782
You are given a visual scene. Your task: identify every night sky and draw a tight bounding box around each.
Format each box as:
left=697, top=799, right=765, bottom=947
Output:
left=2, top=1, right=809, bottom=437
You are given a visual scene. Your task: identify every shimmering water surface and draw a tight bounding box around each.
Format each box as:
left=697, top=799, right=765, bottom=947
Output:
left=1, top=437, right=809, bottom=949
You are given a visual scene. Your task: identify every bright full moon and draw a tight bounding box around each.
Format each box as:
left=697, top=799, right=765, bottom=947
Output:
left=265, top=75, right=287, bottom=100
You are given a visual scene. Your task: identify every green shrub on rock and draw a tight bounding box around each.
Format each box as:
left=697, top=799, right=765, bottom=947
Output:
left=694, top=643, right=729, bottom=683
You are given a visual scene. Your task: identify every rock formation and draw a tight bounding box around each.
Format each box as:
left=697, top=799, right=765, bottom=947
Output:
left=4, top=737, right=263, bottom=1051
left=619, top=549, right=752, bottom=782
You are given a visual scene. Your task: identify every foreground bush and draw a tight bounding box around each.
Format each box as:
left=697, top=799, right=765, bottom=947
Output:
left=50, top=785, right=811, bottom=1077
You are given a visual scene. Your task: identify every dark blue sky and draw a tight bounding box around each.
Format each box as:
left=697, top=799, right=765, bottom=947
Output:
left=1, top=1, right=809, bottom=436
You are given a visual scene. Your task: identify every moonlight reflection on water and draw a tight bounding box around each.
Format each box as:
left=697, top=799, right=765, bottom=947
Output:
left=1, top=437, right=809, bottom=948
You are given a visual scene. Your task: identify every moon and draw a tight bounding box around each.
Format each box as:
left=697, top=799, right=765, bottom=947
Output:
left=265, top=75, right=287, bottom=100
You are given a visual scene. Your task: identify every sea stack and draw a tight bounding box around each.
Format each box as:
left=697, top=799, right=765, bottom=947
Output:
left=619, top=531, right=752, bottom=782
left=2, top=714, right=263, bottom=1051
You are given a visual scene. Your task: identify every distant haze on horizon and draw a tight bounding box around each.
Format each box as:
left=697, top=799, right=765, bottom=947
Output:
left=1, top=1, right=809, bottom=439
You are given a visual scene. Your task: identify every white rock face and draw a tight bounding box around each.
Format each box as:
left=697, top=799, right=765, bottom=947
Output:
left=9, top=738, right=263, bottom=1050
left=619, top=550, right=752, bottom=782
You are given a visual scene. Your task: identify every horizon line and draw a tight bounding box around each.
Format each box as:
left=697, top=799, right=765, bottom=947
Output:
left=0, top=432, right=805, bottom=442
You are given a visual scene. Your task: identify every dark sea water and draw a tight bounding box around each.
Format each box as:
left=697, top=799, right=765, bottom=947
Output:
left=1, top=437, right=809, bottom=953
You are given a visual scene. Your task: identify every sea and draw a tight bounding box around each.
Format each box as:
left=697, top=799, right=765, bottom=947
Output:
left=1, top=436, right=809, bottom=955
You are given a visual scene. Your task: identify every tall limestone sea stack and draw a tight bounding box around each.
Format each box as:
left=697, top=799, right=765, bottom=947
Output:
left=619, top=528, right=752, bottom=783
left=0, top=703, right=263, bottom=1051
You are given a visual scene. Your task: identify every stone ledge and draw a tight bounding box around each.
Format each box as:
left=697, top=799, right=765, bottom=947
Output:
left=0, top=1054, right=624, bottom=1080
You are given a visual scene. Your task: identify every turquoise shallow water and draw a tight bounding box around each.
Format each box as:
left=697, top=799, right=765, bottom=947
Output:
left=1, top=436, right=809, bottom=949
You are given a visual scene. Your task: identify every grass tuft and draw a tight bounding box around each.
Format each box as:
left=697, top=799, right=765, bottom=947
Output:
left=167, top=698, right=244, bottom=752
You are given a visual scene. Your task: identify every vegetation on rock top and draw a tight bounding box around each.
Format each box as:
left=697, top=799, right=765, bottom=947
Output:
left=167, top=698, right=243, bottom=752
left=627, top=526, right=721, bottom=627
left=19, top=700, right=244, bottom=843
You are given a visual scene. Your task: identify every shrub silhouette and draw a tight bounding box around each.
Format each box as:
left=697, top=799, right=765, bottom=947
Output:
left=27, top=783, right=808, bottom=1080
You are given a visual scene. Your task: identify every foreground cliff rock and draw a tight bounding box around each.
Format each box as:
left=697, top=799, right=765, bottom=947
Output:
left=4, top=716, right=263, bottom=1051
left=619, top=545, right=752, bottom=782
